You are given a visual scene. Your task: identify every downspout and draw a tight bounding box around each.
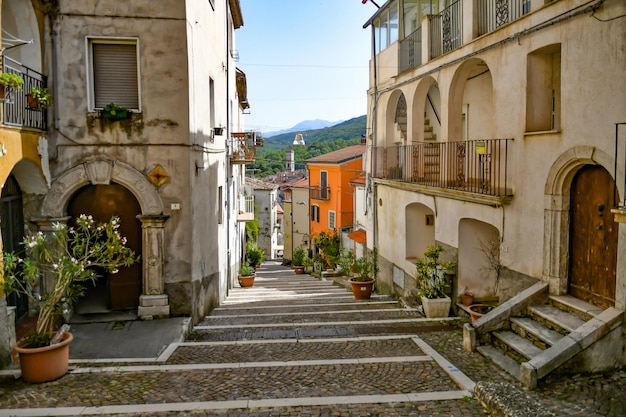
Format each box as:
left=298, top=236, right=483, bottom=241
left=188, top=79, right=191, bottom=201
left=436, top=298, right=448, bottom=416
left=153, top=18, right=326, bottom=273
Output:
left=370, top=23, right=379, bottom=260
left=225, top=0, right=232, bottom=292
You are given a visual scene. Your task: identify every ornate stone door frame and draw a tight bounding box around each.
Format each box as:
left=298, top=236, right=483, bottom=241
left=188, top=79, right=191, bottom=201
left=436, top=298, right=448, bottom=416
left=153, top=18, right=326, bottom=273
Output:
left=40, top=160, right=170, bottom=318
left=543, top=146, right=618, bottom=299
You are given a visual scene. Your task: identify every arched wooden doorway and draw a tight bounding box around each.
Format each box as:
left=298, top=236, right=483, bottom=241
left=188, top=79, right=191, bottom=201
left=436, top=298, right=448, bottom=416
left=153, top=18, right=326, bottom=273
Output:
left=0, top=174, right=27, bottom=321
left=67, top=183, right=142, bottom=313
left=568, top=165, right=618, bottom=308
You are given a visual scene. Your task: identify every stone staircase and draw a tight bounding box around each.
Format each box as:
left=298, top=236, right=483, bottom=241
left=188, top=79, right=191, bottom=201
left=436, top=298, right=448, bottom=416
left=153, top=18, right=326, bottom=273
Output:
left=465, top=282, right=624, bottom=389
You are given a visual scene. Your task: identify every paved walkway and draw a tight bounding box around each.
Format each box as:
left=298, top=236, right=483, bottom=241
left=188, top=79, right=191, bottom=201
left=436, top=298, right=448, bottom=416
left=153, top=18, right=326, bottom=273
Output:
left=0, top=262, right=625, bottom=416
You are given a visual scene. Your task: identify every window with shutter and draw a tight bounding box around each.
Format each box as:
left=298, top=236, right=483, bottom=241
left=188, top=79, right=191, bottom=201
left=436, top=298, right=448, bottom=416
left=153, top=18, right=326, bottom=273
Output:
left=89, top=39, right=140, bottom=110
left=328, top=211, right=336, bottom=230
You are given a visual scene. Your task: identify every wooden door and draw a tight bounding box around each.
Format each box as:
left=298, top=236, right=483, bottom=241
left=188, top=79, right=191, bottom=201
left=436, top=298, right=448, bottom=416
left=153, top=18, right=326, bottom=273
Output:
left=0, top=175, right=28, bottom=320
left=568, top=165, right=617, bottom=308
left=68, top=184, right=142, bottom=311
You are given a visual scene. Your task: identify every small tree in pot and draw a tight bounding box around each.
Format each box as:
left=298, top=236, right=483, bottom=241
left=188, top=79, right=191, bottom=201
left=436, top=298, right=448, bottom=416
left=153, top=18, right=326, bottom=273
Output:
left=349, top=247, right=379, bottom=299
left=416, top=245, right=456, bottom=318
left=2, top=214, right=139, bottom=382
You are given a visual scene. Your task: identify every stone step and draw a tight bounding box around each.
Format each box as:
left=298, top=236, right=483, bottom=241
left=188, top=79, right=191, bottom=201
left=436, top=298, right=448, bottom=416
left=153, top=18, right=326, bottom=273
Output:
left=528, top=304, right=586, bottom=333
left=510, top=317, right=563, bottom=349
left=493, top=330, right=543, bottom=361
left=549, top=295, right=604, bottom=321
left=213, top=301, right=400, bottom=315
left=476, top=345, right=521, bottom=381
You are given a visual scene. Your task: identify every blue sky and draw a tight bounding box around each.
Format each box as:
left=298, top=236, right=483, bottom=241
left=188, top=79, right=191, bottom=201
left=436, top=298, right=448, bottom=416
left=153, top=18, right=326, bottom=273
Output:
left=236, top=0, right=376, bottom=133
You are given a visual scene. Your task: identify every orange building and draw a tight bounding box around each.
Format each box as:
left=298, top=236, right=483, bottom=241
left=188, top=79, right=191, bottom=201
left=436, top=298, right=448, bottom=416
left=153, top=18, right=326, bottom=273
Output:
left=305, top=144, right=365, bottom=240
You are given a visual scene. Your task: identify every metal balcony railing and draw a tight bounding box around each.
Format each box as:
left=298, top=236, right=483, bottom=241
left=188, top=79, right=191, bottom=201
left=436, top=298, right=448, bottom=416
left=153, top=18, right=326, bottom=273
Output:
left=230, top=131, right=263, bottom=164
left=372, top=138, right=512, bottom=198
left=477, top=0, right=531, bottom=37
left=399, top=27, right=422, bottom=73
left=2, top=56, right=47, bottom=131
left=429, top=1, right=463, bottom=59
left=310, top=186, right=330, bottom=201
left=237, top=195, right=255, bottom=222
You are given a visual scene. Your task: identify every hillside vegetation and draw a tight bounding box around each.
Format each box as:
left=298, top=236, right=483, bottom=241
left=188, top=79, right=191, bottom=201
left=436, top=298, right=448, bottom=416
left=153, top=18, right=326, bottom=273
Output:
left=250, top=115, right=366, bottom=177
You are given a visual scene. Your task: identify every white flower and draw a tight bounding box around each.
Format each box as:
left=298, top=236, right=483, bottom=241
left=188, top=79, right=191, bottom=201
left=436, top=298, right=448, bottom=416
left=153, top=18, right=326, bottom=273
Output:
left=111, top=268, right=119, bottom=274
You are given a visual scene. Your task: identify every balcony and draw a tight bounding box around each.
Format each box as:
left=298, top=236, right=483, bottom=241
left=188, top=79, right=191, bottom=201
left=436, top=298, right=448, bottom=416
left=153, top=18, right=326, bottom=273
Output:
left=2, top=56, right=47, bottom=131
left=429, top=1, right=463, bottom=59
left=230, top=131, right=263, bottom=164
left=399, top=27, right=422, bottom=74
left=477, top=0, right=531, bottom=37
left=372, top=138, right=513, bottom=201
left=237, top=195, right=255, bottom=222
left=310, top=186, right=330, bottom=201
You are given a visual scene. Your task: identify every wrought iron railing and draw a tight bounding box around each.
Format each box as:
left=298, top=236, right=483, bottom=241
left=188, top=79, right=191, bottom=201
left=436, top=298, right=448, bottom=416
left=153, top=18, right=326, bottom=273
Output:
left=429, top=1, right=463, bottom=59
left=477, top=0, right=531, bottom=36
left=310, top=186, right=330, bottom=201
left=372, top=138, right=512, bottom=198
left=2, top=56, right=47, bottom=130
left=399, top=27, right=422, bottom=73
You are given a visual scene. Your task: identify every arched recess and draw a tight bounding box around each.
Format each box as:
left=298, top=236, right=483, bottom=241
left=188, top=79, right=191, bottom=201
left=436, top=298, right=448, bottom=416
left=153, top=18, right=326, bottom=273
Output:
left=449, top=58, right=494, bottom=141
left=40, top=160, right=170, bottom=319
left=1, top=0, right=42, bottom=72
left=405, top=203, right=435, bottom=260
left=384, top=89, right=408, bottom=146
left=458, top=219, right=500, bottom=299
left=543, top=146, right=619, bottom=298
left=411, top=76, right=441, bottom=142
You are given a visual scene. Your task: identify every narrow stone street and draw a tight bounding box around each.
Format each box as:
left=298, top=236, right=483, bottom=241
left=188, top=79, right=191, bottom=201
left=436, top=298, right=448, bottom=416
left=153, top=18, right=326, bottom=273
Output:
left=0, top=263, right=625, bottom=416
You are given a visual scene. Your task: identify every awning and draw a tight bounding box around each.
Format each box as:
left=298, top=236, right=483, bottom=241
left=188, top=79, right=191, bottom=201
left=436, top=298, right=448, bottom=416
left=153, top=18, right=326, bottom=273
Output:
left=348, top=229, right=367, bottom=244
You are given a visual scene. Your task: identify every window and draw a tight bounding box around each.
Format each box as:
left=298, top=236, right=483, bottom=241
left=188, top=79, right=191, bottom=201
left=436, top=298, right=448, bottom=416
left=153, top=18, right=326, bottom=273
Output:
left=320, top=171, right=328, bottom=200
left=210, top=78, right=215, bottom=128
left=311, top=205, right=320, bottom=223
left=88, top=38, right=140, bottom=110
left=526, top=44, right=561, bottom=132
left=328, top=211, right=336, bottom=230
left=218, top=186, right=223, bottom=224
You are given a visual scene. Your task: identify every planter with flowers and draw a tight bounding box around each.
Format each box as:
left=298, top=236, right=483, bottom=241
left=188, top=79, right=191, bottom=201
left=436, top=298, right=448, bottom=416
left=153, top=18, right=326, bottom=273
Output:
left=416, top=245, right=456, bottom=318
left=26, top=86, right=52, bottom=110
left=0, top=72, right=24, bottom=100
left=1, top=215, right=139, bottom=383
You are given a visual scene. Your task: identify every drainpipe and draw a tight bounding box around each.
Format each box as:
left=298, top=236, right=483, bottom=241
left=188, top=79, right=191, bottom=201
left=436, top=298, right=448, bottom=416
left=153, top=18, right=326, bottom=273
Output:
left=225, top=0, right=232, bottom=292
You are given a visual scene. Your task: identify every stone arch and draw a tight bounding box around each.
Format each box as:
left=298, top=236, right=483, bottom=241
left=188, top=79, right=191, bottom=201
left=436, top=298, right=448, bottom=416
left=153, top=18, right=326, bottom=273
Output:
left=449, top=58, right=494, bottom=141
left=41, top=159, right=163, bottom=217
left=40, top=159, right=169, bottom=319
left=384, top=89, right=408, bottom=146
left=411, top=76, right=440, bottom=142
left=543, top=146, right=617, bottom=295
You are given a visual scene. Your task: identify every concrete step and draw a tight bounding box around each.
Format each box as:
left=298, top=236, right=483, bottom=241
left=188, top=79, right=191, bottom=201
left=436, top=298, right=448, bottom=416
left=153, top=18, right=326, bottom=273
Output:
left=476, top=345, right=521, bottom=381
left=493, top=330, right=543, bottom=362
left=510, top=317, right=563, bottom=349
left=528, top=304, right=586, bottom=333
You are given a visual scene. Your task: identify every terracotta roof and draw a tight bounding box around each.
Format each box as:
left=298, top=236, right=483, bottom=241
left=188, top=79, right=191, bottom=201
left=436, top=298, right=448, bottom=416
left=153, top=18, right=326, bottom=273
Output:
left=305, top=144, right=365, bottom=164
left=245, top=176, right=278, bottom=190
left=348, top=229, right=366, bottom=244
left=349, top=172, right=366, bottom=186
left=290, top=177, right=310, bottom=188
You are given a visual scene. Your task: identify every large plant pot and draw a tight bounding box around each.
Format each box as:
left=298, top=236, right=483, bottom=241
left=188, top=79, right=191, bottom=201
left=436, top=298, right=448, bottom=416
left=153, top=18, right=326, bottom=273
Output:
left=15, top=332, right=73, bottom=383
left=468, top=304, right=492, bottom=322
left=349, top=278, right=375, bottom=300
left=238, top=275, right=255, bottom=287
left=293, top=266, right=305, bottom=274
left=420, top=296, right=451, bottom=318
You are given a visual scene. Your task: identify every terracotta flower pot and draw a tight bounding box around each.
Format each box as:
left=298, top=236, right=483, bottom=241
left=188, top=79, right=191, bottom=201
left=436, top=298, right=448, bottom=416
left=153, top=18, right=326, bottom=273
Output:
left=238, top=275, right=255, bottom=287
left=15, top=332, right=73, bottom=383
left=468, top=304, right=492, bottom=322
left=461, top=292, right=474, bottom=306
left=349, top=278, right=375, bottom=300
left=293, top=266, right=305, bottom=274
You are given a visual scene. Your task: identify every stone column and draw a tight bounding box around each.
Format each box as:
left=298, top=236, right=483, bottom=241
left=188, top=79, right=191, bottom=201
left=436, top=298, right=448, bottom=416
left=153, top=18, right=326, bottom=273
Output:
left=137, top=215, right=170, bottom=319
left=611, top=208, right=626, bottom=311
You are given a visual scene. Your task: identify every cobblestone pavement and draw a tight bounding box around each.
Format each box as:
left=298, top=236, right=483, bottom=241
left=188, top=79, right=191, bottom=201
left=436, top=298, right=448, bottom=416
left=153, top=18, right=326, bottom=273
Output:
left=0, top=262, right=625, bottom=416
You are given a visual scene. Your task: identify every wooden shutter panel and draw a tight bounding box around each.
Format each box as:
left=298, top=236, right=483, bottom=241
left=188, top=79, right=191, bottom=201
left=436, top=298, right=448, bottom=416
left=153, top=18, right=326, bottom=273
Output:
left=93, top=43, right=139, bottom=109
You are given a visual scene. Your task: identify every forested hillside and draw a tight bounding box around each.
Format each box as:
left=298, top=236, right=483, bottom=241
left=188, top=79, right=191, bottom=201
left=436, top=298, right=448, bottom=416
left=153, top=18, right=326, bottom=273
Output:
left=250, top=115, right=366, bottom=177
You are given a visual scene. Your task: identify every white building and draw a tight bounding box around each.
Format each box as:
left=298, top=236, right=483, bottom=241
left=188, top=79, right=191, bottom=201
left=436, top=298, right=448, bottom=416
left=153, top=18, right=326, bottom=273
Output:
left=362, top=0, right=626, bottom=387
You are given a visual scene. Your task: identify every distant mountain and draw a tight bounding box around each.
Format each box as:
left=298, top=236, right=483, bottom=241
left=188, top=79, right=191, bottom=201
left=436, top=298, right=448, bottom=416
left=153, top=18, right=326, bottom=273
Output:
left=251, top=115, right=367, bottom=177
left=259, top=115, right=366, bottom=152
left=264, top=119, right=343, bottom=138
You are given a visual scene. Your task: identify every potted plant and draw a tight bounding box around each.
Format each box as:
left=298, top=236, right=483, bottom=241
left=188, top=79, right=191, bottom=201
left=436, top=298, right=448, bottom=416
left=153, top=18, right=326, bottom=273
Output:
left=26, top=86, right=52, bottom=110
left=101, top=102, right=129, bottom=120
left=349, top=247, right=378, bottom=300
left=292, top=246, right=306, bottom=274
left=315, top=230, right=341, bottom=270
left=238, top=264, right=256, bottom=287
left=1, top=215, right=139, bottom=383
left=0, top=72, right=24, bottom=99
left=338, top=249, right=356, bottom=277
left=416, top=245, right=456, bottom=318
left=303, top=254, right=314, bottom=273
left=460, top=288, right=474, bottom=306
left=246, top=243, right=265, bottom=268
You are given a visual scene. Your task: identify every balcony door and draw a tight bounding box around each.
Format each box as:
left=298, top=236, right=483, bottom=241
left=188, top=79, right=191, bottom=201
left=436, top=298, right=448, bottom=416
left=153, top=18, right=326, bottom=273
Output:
left=321, top=171, right=328, bottom=200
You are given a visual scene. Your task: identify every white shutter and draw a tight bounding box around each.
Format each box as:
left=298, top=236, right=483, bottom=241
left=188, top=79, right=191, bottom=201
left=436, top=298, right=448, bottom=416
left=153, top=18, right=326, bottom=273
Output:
left=93, top=43, right=139, bottom=109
